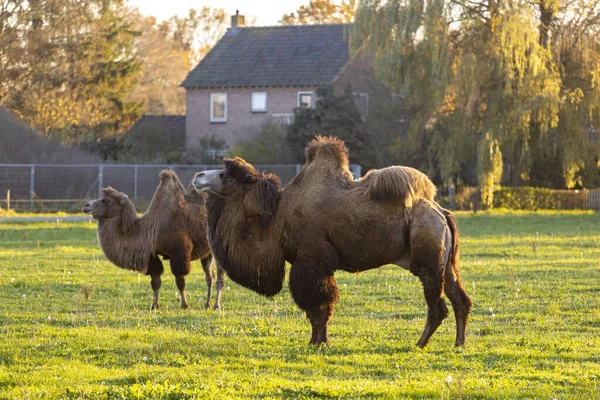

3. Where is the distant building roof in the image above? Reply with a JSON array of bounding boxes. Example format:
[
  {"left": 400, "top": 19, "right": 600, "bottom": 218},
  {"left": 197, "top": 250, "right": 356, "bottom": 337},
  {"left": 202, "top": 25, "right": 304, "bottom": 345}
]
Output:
[
  {"left": 181, "top": 24, "right": 351, "bottom": 89},
  {"left": 125, "top": 115, "right": 186, "bottom": 139},
  {"left": 0, "top": 106, "right": 100, "bottom": 164}
]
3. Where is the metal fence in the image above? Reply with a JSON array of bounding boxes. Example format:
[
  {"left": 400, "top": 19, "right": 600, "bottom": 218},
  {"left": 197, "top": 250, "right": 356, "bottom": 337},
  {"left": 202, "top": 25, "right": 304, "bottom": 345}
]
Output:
[
  {"left": 0, "top": 163, "right": 362, "bottom": 211},
  {"left": 589, "top": 189, "right": 600, "bottom": 210}
]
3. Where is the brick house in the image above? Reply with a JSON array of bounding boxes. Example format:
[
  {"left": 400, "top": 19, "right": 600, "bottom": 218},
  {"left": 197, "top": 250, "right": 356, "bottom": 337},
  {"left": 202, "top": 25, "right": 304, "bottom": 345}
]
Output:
[{"left": 181, "top": 13, "right": 387, "bottom": 151}]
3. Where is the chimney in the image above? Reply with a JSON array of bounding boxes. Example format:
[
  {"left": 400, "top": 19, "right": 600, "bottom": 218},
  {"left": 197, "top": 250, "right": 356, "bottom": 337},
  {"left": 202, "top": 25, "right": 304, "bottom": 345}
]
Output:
[{"left": 231, "top": 10, "right": 245, "bottom": 28}]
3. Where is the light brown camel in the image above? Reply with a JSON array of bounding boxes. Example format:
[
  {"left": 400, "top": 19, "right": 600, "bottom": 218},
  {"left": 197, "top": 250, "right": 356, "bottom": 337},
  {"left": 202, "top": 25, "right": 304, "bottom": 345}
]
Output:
[
  {"left": 193, "top": 136, "right": 472, "bottom": 348},
  {"left": 83, "top": 170, "right": 225, "bottom": 310}
]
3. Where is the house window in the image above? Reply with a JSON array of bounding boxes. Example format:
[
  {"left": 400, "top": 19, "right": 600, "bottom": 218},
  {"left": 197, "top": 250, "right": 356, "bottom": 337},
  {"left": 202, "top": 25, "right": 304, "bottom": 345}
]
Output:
[
  {"left": 272, "top": 113, "right": 295, "bottom": 125},
  {"left": 210, "top": 93, "right": 227, "bottom": 122},
  {"left": 353, "top": 92, "right": 369, "bottom": 121},
  {"left": 297, "top": 91, "right": 313, "bottom": 108},
  {"left": 251, "top": 92, "right": 267, "bottom": 112}
]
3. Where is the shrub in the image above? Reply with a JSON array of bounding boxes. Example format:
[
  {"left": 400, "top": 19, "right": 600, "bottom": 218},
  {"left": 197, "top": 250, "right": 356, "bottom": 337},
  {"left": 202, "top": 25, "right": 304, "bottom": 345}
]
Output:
[
  {"left": 229, "top": 122, "right": 294, "bottom": 164},
  {"left": 492, "top": 187, "right": 588, "bottom": 210}
]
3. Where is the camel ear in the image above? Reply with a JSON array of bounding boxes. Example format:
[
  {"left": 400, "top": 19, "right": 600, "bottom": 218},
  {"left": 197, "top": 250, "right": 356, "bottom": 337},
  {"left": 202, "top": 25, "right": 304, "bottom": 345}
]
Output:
[
  {"left": 116, "top": 193, "right": 128, "bottom": 205},
  {"left": 224, "top": 157, "right": 258, "bottom": 183},
  {"left": 243, "top": 178, "right": 280, "bottom": 227}
]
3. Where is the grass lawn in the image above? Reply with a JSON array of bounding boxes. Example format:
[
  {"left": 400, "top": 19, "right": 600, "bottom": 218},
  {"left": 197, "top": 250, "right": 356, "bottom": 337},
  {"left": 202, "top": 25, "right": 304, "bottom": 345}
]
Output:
[{"left": 0, "top": 211, "right": 598, "bottom": 399}]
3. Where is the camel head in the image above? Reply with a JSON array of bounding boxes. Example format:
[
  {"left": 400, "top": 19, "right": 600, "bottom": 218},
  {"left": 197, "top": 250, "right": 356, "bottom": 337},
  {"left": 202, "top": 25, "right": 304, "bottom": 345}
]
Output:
[
  {"left": 194, "top": 157, "right": 281, "bottom": 225},
  {"left": 83, "top": 187, "right": 130, "bottom": 220},
  {"left": 193, "top": 157, "right": 268, "bottom": 195}
]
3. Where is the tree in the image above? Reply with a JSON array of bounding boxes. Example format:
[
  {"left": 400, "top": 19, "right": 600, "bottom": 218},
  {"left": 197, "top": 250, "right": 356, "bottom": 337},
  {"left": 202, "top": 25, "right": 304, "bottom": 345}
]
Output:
[
  {"left": 228, "top": 122, "right": 295, "bottom": 164},
  {"left": 547, "top": 1, "right": 600, "bottom": 188},
  {"left": 280, "top": 0, "right": 356, "bottom": 24},
  {"left": 167, "top": 7, "right": 228, "bottom": 66},
  {"left": 286, "top": 86, "right": 379, "bottom": 168},
  {"left": 353, "top": 0, "right": 600, "bottom": 199},
  {"left": 1, "top": 0, "right": 143, "bottom": 144},
  {"left": 128, "top": 12, "right": 189, "bottom": 116},
  {"left": 128, "top": 7, "right": 228, "bottom": 116},
  {"left": 0, "top": 0, "right": 27, "bottom": 103}
]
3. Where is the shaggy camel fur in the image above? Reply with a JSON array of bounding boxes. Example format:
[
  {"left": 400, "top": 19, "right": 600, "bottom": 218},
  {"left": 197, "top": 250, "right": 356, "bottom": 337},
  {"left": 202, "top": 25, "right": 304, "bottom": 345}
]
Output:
[
  {"left": 193, "top": 136, "right": 472, "bottom": 347},
  {"left": 83, "top": 170, "right": 225, "bottom": 310}
]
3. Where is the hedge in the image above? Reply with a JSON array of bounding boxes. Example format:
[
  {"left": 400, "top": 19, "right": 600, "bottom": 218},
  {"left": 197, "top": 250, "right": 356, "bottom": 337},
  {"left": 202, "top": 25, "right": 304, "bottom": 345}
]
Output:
[{"left": 492, "top": 187, "right": 588, "bottom": 210}]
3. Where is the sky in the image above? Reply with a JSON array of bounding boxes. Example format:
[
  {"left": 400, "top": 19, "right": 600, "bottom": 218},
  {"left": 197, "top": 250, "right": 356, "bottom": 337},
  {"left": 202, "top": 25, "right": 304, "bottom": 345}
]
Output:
[{"left": 129, "top": 0, "right": 309, "bottom": 26}]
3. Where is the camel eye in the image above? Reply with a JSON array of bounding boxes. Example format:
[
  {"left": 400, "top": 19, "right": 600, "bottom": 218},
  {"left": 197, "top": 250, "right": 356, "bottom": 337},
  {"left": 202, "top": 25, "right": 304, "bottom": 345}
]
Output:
[{"left": 220, "top": 173, "right": 232, "bottom": 183}]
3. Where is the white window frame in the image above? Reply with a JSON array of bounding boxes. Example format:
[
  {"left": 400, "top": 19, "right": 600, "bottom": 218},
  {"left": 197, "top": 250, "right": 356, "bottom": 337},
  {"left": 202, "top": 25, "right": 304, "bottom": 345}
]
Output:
[
  {"left": 251, "top": 92, "right": 268, "bottom": 112},
  {"left": 297, "top": 91, "right": 314, "bottom": 108},
  {"left": 210, "top": 93, "right": 227, "bottom": 123}
]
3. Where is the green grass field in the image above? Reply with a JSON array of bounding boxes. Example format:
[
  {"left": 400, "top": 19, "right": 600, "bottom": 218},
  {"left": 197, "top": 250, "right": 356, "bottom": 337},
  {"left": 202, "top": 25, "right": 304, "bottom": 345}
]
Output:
[{"left": 0, "top": 212, "right": 599, "bottom": 399}]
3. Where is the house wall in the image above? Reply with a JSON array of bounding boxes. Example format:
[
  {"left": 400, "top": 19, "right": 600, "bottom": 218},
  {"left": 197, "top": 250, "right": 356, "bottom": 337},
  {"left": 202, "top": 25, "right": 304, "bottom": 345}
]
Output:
[{"left": 185, "top": 86, "right": 318, "bottom": 148}]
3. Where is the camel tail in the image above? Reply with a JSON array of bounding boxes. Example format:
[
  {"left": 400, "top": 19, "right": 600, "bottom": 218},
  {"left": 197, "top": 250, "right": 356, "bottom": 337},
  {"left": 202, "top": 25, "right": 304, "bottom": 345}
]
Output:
[{"left": 442, "top": 209, "right": 472, "bottom": 309}]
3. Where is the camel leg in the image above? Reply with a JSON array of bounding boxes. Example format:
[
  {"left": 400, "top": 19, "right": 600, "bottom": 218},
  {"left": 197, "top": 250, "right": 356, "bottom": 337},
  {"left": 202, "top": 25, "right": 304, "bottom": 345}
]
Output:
[
  {"left": 305, "top": 304, "right": 335, "bottom": 345},
  {"left": 415, "top": 273, "right": 447, "bottom": 348},
  {"left": 444, "top": 263, "right": 473, "bottom": 346},
  {"left": 410, "top": 209, "right": 449, "bottom": 348},
  {"left": 170, "top": 250, "right": 192, "bottom": 309},
  {"left": 148, "top": 256, "right": 164, "bottom": 310},
  {"left": 289, "top": 249, "right": 340, "bottom": 346},
  {"left": 213, "top": 263, "right": 225, "bottom": 310},
  {"left": 201, "top": 256, "right": 214, "bottom": 310}
]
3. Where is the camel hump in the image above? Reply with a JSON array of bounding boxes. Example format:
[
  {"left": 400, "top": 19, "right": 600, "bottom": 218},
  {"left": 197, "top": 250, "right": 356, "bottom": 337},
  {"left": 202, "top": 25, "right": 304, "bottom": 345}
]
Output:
[
  {"left": 305, "top": 136, "right": 349, "bottom": 167},
  {"left": 365, "top": 166, "right": 436, "bottom": 207},
  {"left": 160, "top": 169, "right": 177, "bottom": 181},
  {"left": 158, "top": 169, "right": 186, "bottom": 193}
]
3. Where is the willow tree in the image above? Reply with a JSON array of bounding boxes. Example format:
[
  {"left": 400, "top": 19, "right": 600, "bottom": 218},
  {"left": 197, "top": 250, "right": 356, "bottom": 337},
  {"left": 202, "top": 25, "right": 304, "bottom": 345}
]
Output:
[
  {"left": 548, "top": 1, "right": 600, "bottom": 188},
  {"left": 352, "top": 0, "right": 451, "bottom": 176},
  {"left": 352, "top": 1, "right": 593, "bottom": 201},
  {"left": 477, "top": 132, "right": 503, "bottom": 208}
]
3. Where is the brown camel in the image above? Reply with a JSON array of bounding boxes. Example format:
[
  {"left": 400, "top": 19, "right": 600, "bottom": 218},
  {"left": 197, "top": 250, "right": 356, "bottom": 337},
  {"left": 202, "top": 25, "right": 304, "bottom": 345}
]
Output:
[
  {"left": 83, "top": 170, "right": 225, "bottom": 310},
  {"left": 193, "top": 136, "right": 473, "bottom": 348}
]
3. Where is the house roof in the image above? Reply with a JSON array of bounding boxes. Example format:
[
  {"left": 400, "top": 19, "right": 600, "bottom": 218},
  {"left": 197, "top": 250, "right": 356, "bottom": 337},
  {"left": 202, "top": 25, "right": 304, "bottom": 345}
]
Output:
[
  {"left": 125, "top": 115, "right": 186, "bottom": 137},
  {"left": 122, "top": 115, "right": 186, "bottom": 149},
  {"left": 181, "top": 24, "right": 351, "bottom": 89}
]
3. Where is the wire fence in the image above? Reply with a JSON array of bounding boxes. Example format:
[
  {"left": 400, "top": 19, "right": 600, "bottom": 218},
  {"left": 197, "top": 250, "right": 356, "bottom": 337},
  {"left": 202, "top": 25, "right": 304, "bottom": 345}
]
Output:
[{"left": 0, "top": 163, "right": 362, "bottom": 212}]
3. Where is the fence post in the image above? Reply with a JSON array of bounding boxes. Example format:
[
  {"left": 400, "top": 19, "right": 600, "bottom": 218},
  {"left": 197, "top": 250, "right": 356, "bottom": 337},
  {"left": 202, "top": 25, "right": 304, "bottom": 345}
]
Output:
[
  {"left": 350, "top": 164, "right": 362, "bottom": 179},
  {"left": 98, "top": 165, "right": 104, "bottom": 196},
  {"left": 30, "top": 165, "right": 35, "bottom": 208},
  {"left": 6, "top": 190, "right": 10, "bottom": 210},
  {"left": 134, "top": 165, "right": 138, "bottom": 200}
]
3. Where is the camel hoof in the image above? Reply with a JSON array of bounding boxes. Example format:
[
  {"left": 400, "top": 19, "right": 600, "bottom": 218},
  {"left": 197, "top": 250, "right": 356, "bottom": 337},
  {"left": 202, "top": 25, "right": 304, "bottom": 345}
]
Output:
[
  {"left": 151, "top": 303, "right": 160, "bottom": 310},
  {"left": 454, "top": 340, "right": 465, "bottom": 347},
  {"left": 213, "top": 303, "right": 221, "bottom": 311},
  {"left": 203, "top": 302, "right": 211, "bottom": 310},
  {"left": 181, "top": 303, "right": 190, "bottom": 310}
]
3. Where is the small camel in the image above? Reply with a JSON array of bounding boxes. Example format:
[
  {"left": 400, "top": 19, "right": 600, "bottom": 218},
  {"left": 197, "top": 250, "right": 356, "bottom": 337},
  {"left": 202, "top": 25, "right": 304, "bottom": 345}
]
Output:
[
  {"left": 83, "top": 170, "right": 225, "bottom": 310},
  {"left": 193, "top": 136, "right": 472, "bottom": 348}
]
